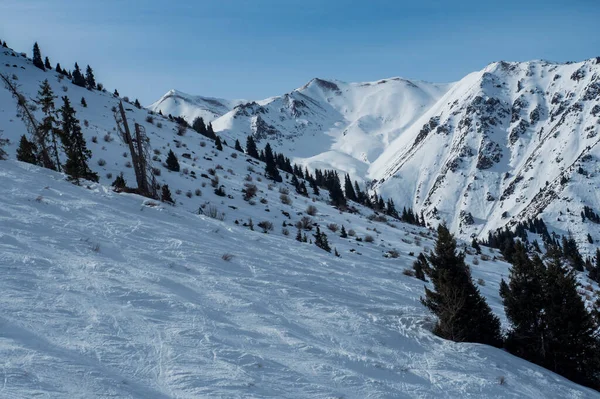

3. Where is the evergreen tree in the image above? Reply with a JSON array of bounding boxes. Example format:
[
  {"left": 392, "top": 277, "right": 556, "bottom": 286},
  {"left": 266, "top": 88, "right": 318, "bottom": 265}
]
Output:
[
  {"left": 313, "top": 226, "right": 331, "bottom": 252},
  {"left": 264, "top": 143, "right": 282, "bottom": 182},
  {"left": 113, "top": 89, "right": 119, "bottom": 97},
  {"left": 344, "top": 174, "right": 357, "bottom": 202},
  {"left": 335, "top": 248, "right": 340, "bottom": 257},
  {"left": 134, "top": 99, "right": 141, "bottom": 109},
  {"left": 165, "top": 149, "right": 180, "bottom": 172},
  {"left": 234, "top": 139, "right": 243, "bottom": 152},
  {"left": 32, "top": 42, "right": 45, "bottom": 70},
  {"left": 245, "top": 135, "right": 259, "bottom": 159},
  {"left": 206, "top": 123, "right": 217, "bottom": 140},
  {"left": 471, "top": 238, "right": 481, "bottom": 254},
  {"left": 37, "top": 79, "right": 61, "bottom": 171},
  {"left": 111, "top": 172, "right": 126, "bottom": 190},
  {"left": 328, "top": 172, "right": 346, "bottom": 208},
  {"left": 215, "top": 136, "right": 223, "bottom": 151},
  {"left": 161, "top": 184, "right": 174, "bottom": 204},
  {"left": 55, "top": 63, "right": 63, "bottom": 74},
  {"left": 561, "top": 233, "right": 585, "bottom": 271},
  {"left": 59, "top": 96, "right": 98, "bottom": 183},
  {"left": 296, "top": 228, "right": 303, "bottom": 242},
  {"left": 590, "top": 248, "right": 600, "bottom": 283},
  {"left": 81, "top": 97, "right": 87, "bottom": 107},
  {"left": 44, "top": 56, "right": 52, "bottom": 70},
  {"left": 85, "top": 65, "right": 96, "bottom": 90},
  {"left": 500, "top": 243, "right": 546, "bottom": 365},
  {"left": 16, "top": 135, "right": 38, "bottom": 164},
  {"left": 421, "top": 224, "right": 502, "bottom": 347},
  {"left": 340, "top": 225, "right": 348, "bottom": 238},
  {"left": 412, "top": 253, "right": 428, "bottom": 282},
  {"left": 71, "top": 63, "right": 86, "bottom": 87},
  {"left": 542, "top": 251, "right": 600, "bottom": 388},
  {"left": 192, "top": 117, "right": 207, "bottom": 136}
]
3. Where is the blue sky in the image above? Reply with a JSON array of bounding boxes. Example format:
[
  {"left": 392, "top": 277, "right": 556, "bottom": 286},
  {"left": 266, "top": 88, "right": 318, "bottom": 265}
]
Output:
[{"left": 2, "top": 0, "right": 599, "bottom": 104}]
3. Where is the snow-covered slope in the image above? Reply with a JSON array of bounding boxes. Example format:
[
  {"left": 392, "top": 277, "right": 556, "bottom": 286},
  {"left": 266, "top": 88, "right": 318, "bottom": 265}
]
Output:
[
  {"left": 2, "top": 44, "right": 600, "bottom": 398},
  {"left": 158, "top": 59, "right": 600, "bottom": 255},
  {"left": 148, "top": 89, "right": 244, "bottom": 123},
  {"left": 2, "top": 160, "right": 599, "bottom": 398}
]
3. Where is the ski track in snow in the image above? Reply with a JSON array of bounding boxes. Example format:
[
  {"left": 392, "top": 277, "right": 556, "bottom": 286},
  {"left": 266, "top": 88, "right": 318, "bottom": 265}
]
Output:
[{"left": 0, "top": 161, "right": 597, "bottom": 398}]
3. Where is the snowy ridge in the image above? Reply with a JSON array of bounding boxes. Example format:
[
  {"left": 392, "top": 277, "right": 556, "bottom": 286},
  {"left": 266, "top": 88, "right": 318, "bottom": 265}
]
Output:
[
  {"left": 148, "top": 89, "right": 245, "bottom": 123},
  {"left": 158, "top": 59, "right": 600, "bottom": 255}
]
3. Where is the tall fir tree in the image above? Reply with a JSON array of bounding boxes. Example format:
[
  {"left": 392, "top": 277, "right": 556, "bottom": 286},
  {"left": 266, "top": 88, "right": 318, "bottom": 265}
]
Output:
[
  {"left": 32, "top": 42, "right": 45, "bottom": 70},
  {"left": 344, "top": 174, "right": 357, "bottom": 202},
  {"left": 16, "top": 135, "right": 38, "bottom": 164},
  {"left": 44, "top": 56, "right": 52, "bottom": 70},
  {"left": 499, "top": 242, "right": 546, "bottom": 365},
  {"left": 234, "top": 139, "right": 244, "bottom": 152},
  {"left": 264, "top": 143, "right": 282, "bottom": 182},
  {"left": 313, "top": 226, "right": 331, "bottom": 252},
  {"left": 37, "top": 79, "right": 61, "bottom": 171},
  {"left": 215, "top": 136, "right": 223, "bottom": 151},
  {"left": 161, "top": 184, "right": 174, "bottom": 204},
  {"left": 85, "top": 65, "right": 96, "bottom": 90},
  {"left": 245, "top": 135, "right": 259, "bottom": 159},
  {"left": 421, "top": 224, "right": 502, "bottom": 347},
  {"left": 55, "top": 63, "right": 63, "bottom": 74},
  {"left": 192, "top": 116, "right": 207, "bottom": 136},
  {"left": 71, "top": 63, "right": 86, "bottom": 87},
  {"left": 165, "top": 149, "right": 180, "bottom": 172},
  {"left": 542, "top": 251, "right": 600, "bottom": 388},
  {"left": 59, "top": 96, "right": 98, "bottom": 183}
]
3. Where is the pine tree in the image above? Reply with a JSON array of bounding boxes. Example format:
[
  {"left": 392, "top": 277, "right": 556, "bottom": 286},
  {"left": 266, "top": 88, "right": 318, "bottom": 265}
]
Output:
[
  {"left": 206, "top": 123, "right": 216, "bottom": 140},
  {"left": 165, "top": 149, "right": 180, "bottom": 172},
  {"left": 412, "top": 253, "right": 428, "bottom": 281},
  {"left": 113, "top": 89, "right": 119, "bottom": 97},
  {"left": 81, "top": 97, "right": 87, "bottom": 107},
  {"left": 192, "top": 117, "right": 207, "bottom": 136},
  {"left": 16, "top": 135, "right": 38, "bottom": 164},
  {"left": 500, "top": 243, "right": 546, "bottom": 364},
  {"left": 85, "top": 65, "right": 96, "bottom": 90},
  {"left": 313, "top": 226, "right": 331, "bottom": 252},
  {"left": 421, "top": 224, "right": 502, "bottom": 347},
  {"left": 37, "top": 79, "right": 61, "bottom": 171},
  {"left": 590, "top": 248, "right": 600, "bottom": 283},
  {"left": 471, "top": 238, "right": 481, "bottom": 254},
  {"left": 161, "top": 184, "right": 174, "bottom": 204},
  {"left": 296, "top": 228, "right": 303, "bottom": 242},
  {"left": 234, "top": 139, "right": 243, "bottom": 152},
  {"left": 344, "top": 174, "right": 357, "bottom": 202},
  {"left": 59, "top": 96, "right": 98, "bottom": 183},
  {"left": 111, "top": 172, "right": 126, "bottom": 190},
  {"left": 542, "top": 251, "right": 600, "bottom": 387},
  {"left": 71, "top": 63, "right": 86, "bottom": 87},
  {"left": 335, "top": 248, "right": 340, "bottom": 257},
  {"left": 32, "top": 42, "right": 45, "bottom": 70},
  {"left": 215, "top": 136, "right": 223, "bottom": 151},
  {"left": 264, "top": 143, "right": 282, "bottom": 182},
  {"left": 245, "top": 136, "right": 259, "bottom": 159},
  {"left": 134, "top": 99, "right": 141, "bottom": 109},
  {"left": 44, "top": 56, "right": 52, "bottom": 70},
  {"left": 340, "top": 225, "right": 348, "bottom": 238},
  {"left": 55, "top": 63, "right": 63, "bottom": 74}
]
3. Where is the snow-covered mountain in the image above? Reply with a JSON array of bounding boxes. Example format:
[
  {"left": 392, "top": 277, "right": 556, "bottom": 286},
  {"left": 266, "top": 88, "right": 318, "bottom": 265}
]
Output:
[
  {"left": 148, "top": 89, "right": 245, "bottom": 123},
  {"left": 157, "top": 59, "right": 600, "bottom": 254},
  {"left": 2, "top": 43, "right": 600, "bottom": 397}
]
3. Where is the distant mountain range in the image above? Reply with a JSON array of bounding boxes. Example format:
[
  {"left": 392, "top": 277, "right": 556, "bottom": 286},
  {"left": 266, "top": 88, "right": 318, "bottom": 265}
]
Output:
[{"left": 150, "top": 58, "right": 600, "bottom": 254}]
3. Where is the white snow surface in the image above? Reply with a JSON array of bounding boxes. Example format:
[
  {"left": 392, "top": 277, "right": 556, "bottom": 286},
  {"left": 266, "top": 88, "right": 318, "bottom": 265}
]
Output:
[
  {"left": 1, "top": 45, "right": 600, "bottom": 398},
  {"left": 1, "top": 161, "right": 598, "bottom": 399}
]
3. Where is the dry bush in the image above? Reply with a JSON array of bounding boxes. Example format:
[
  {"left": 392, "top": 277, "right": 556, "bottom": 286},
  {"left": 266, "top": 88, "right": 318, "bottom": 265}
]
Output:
[
  {"left": 222, "top": 253, "right": 233, "bottom": 261},
  {"left": 243, "top": 183, "right": 257, "bottom": 201},
  {"left": 327, "top": 223, "right": 339, "bottom": 233},
  {"left": 280, "top": 193, "right": 292, "bottom": 205},
  {"left": 258, "top": 220, "right": 274, "bottom": 233},
  {"left": 403, "top": 269, "right": 415, "bottom": 277},
  {"left": 348, "top": 229, "right": 356, "bottom": 237},
  {"left": 306, "top": 205, "right": 318, "bottom": 216},
  {"left": 205, "top": 205, "right": 225, "bottom": 221},
  {"left": 364, "top": 235, "right": 374, "bottom": 243}
]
